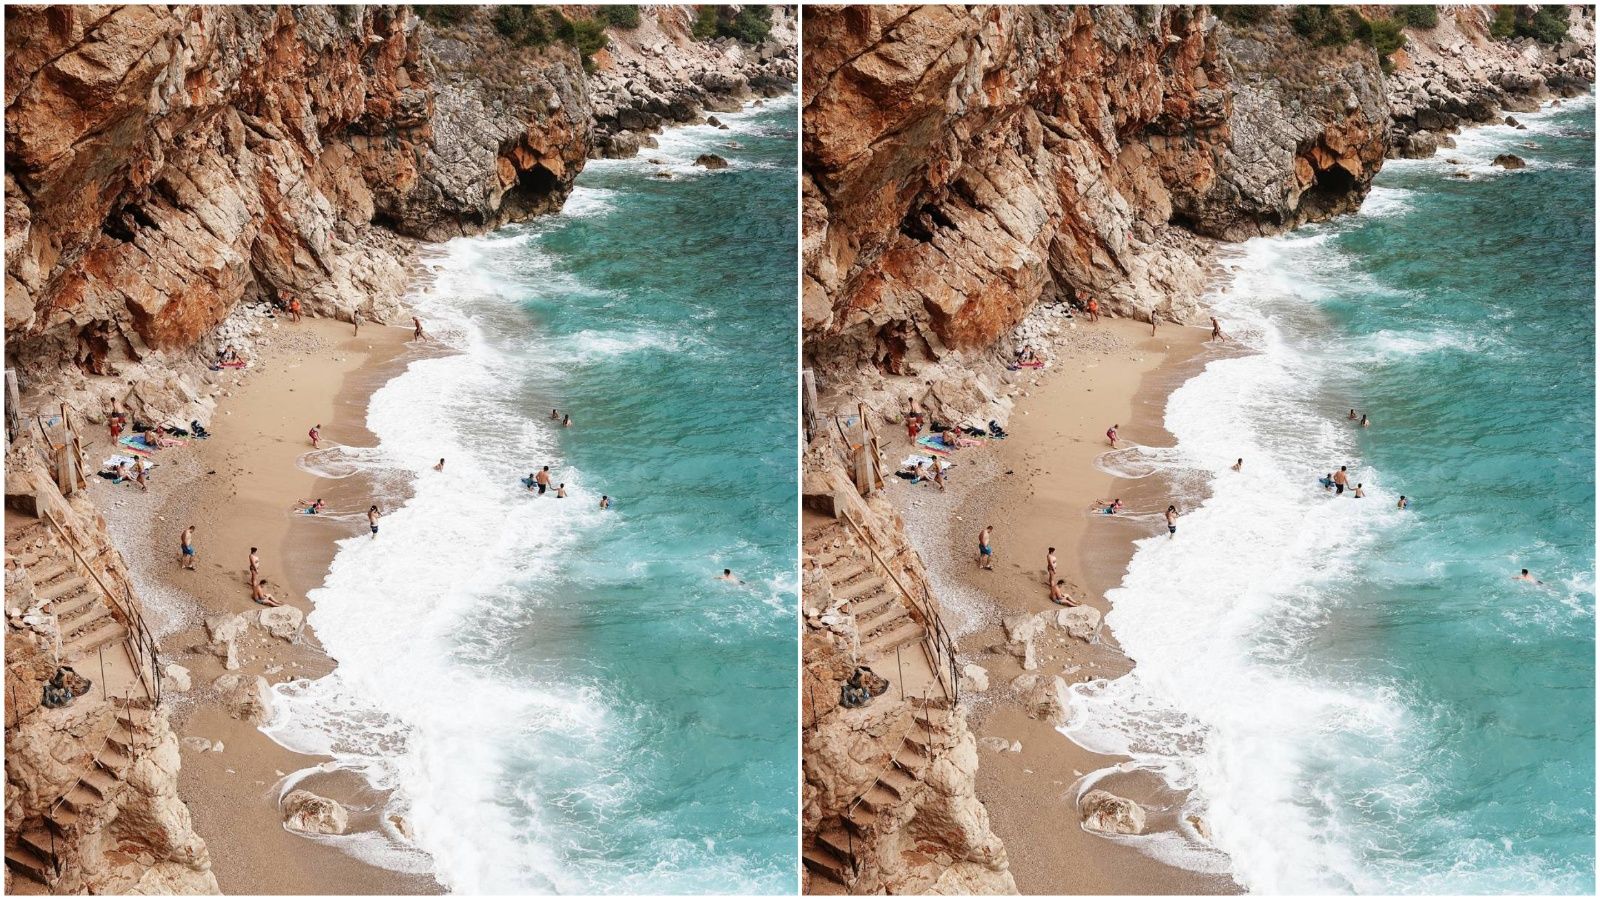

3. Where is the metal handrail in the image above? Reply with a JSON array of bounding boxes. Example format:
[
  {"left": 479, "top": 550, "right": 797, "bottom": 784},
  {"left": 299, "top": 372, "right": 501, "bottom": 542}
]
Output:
[
  {"left": 39, "top": 511, "right": 162, "bottom": 703},
  {"left": 836, "top": 512, "right": 959, "bottom": 704}
]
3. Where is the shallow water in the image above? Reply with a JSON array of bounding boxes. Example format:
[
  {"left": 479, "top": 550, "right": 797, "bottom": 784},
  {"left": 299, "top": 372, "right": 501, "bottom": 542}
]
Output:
[
  {"left": 1067, "top": 98, "right": 1596, "bottom": 893},
  {"left": 264, "top": 98, "right": 799, "bottom": 893}
]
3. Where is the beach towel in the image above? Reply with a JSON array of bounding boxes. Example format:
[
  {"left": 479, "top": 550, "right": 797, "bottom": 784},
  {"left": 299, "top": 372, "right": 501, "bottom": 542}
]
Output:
[
  {"left": 916, "top": 435, "right": 954, "bottom": 453},
  {"left": 218, "top": 360, "right": 246, "bottom": 369},
  {"left": 1008, "top": 360, "right": 1045, "bottom": 370},
  {"left": 900, "top": 454, "right": 957, "bottom": 471},
  {"left": 102, "top": 455, "right": 155, "bottom": 471},
  {"left": 116, "top": 438, "right": 154, "bottom": 458}
]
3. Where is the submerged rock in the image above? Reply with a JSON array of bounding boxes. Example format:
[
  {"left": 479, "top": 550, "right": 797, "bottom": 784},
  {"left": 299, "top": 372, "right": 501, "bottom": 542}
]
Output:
[
  {"left": 1080, "top": 789, "right": 1147, "bottom": 835},
  {"left": 695, "top": 153, "right": 729, "bottom": 170},
  {"left": 1492, "top": 153, "right": 1527, "bottom": 169}
]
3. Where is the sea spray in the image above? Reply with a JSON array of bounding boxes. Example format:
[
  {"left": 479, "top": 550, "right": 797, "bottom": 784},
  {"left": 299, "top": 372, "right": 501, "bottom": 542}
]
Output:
[
  {"left": 263, "top": 95, "right": 799, "bottom": 893},
  {"left": 1066, "top": 96, "right": 1595, "bottom": 893}
]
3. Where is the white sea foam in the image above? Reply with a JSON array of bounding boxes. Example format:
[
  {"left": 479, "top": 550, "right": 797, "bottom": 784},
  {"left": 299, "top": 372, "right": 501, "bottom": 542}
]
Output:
[{"left": 1062, "top": 236, "right": 1422, "bottom": 892}]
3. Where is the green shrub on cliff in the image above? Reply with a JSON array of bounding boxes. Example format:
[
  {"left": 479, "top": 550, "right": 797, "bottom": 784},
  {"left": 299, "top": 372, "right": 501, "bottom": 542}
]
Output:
[
  {"left": 692, "top": 5, "right": 774, "bottom": 44},
  {"left": 1394, "top": 5, "right": 1439, "bottom": 29},
  {"left": 1292, "top": 5, "right": 1352, "bottom": 46},
  {"left": 599, "top": 5, "right": 642, "bottom": 30},
  {"left": 413, "top": 4, "right": 471, "bottom": 28},
  {"left": 1514, "top": 5, "right": 1572, "bottom": 44},
  {"left": 491, "top": 5, "right": 609, "bottom": 71},
  {"left": 1490, "top": 6, "right": 1518, "bottom": 40},
  {"left": 1214, "top": 5, "right": 1270, "bottom": 28}
]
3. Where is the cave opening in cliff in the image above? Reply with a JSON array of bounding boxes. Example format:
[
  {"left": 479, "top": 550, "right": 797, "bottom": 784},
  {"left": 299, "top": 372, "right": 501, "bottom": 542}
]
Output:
[
  {"left": 1300, "top": 163, "right": 1359, "bottom": 219},
  {"left": 514, "top": 163, "right": 559, "bottom": 201},
  {"left": 899, "top": 200, "right": 956, "bottom": 244}
]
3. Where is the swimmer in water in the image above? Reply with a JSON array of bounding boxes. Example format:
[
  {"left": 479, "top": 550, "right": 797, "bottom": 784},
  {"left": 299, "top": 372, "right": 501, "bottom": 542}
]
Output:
[
  {"left": 1348, "top": 409, "right": 1358, "bottom": 421},
  {"left": 1352, "top": 483, "right": 1366, "bottom": 498},
  {"left": 1231, "top": 458, "right": 1243, "bottom": 472},
  {"left": 1360, "top": 414, "right": 1371, "bottom": 428},
  {"left": 599, "top": 495, "right": 610, "bottom": 509},
  {"left": 717, "top": 568, "right": 742, "bottom": 584},
  {"left": 433, "top": 458, "right": 445, "bottom": 471},
  {"left": 556, "top": 483, "right": 567, "bottom": 498},
  {"left": 1397, "top": 495, "right": 1409, "bottom": 509},
  {"left": 1515, "top": 568, "right": 1543, "bottom": 585}
]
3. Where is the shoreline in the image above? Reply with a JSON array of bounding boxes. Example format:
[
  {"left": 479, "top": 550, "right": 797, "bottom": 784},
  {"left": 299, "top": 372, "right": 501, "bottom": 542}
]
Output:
[
  {"left": 93, "top": 316, "right": 443, "bottom": 895},
  {"left": 876, "top": 316, "right": 1241, "bottom": 894}
]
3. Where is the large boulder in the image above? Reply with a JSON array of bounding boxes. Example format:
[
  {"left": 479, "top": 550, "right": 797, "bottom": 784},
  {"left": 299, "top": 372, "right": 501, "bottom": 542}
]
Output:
[
  {"left": 961, "top": 663, "right": 990, "bottom": 693},
  {"left": 163, "top": 663, "right": 192, "bottom": 693},
  {"left": 211, "top": 673, "right": 274, "bottom": 725},
  {"left": 1055, "top": 605, "right": 1102, "bottom": 643},
  {"left": 281, "top": 789, "right": 348, "bottom": 835},
  {"left": 204, "top": 612, "right": 249, "bottom": 670},
  {"left": 694, "top": 153, "right": 729, "bottom": 170},
  {"left": 1492, "top": 153, "right": 1527, "bottom": 170},
  {"left": 1002, "top": 611, "right": 1049, "bottom": 671},
  {"left": 1022, "top": 675, "right": 1071, "bottom": 727},
  {"left": 258, "top": 606, "right": 304, "bottom": 642},
  {"left": 1080, "top": 789, "right": 1147, "bottom": 835}
]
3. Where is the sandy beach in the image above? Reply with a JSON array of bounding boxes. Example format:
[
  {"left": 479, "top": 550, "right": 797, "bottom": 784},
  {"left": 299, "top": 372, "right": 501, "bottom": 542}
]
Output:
[
  {"left": 876, "top": 316, "right": 1241, "bottom": 894},
  {"left": 90, "top": 316, "right": 443, "bottom": 894}
]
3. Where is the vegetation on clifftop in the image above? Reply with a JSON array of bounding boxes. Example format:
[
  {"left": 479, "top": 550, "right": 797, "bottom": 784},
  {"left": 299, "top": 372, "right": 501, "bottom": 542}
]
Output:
[{"left": 692, "top": 5, "right": 773, "bottom": 43}]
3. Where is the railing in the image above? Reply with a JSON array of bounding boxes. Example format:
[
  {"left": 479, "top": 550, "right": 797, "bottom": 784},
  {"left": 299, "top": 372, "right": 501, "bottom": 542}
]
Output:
[
  {"left": 40, "top": 511, "right": 162, "bottom": 704},
  {"left": 837, "top": 511, "right": 960, "bottom": 706}
]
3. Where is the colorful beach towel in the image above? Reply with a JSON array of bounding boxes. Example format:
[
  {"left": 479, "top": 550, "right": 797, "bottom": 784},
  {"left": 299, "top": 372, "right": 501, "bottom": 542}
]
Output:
[{"left": 116, "top": 438, "right": 154, "bottom": 458}]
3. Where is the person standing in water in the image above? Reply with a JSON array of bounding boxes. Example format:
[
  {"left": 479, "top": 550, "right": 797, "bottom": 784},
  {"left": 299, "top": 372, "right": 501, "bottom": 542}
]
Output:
[
  {"left": 1165, "top": 505, "right": 1178, "bottom": 536},
  {"left": 563, "top": 413, "right": 572, "bottom": 428},
  {"left": 1397, "top": 495, "right": 1409, "bottom": 509},
  {"left": 599, "top": 495, "right": 610, "bottom": 509},
  {"left": 433, "top": 458, "right": 446, "bottom": 471},
  {"left": 1352, "top": 484, "right": 1366, "bottom": 498},
  {"left": 412, "top": 317, "right": 427, "bottom": 341},
  {"left": 556, "top": 483, "right": 567, "bottom": 498},
  {"left": 977, "top": 526, "right": 994, "bottom": 571},
  {"left": 1231, "top": 458, "right": 1244, "bottom": 472},
  {"left": 1106, "top": 424, "right": 1119, "bottom": 449},
  {"left": 368, "top": 505, "right": 380, "bottom": 537},
  {"left": 179, "top": 526, "right": 197, "bottom": 571},
  {"left": 1360, "top": 414, "right": 1371, "bottom": 428},
  {"left": 1210, "top": 316, "right": 1228, "bottom": 341},
  {"left": 535, "top": 466, "right": 551, "bottom": 495},
  {"left": 1332, "top": 466, "right": 1349, "bottom": 496}
]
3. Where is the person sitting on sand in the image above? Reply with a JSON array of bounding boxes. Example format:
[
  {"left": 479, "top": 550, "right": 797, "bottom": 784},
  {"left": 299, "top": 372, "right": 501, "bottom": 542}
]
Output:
[
  {"left": 1352, "top": 483, "right": 1366, "bottom": 498},
  {"left": 368, "top": 505, "right": 380, "bottom": 537},
  {"left": 218, "top": 345, "right": 241, "bottom": 364},
  {"left": 143, "top": 428, "right": 180, "bottom": 449},
  {"left": 252, "top": 578, "right": 283, "bottom": 607},
  {"left": 977, "top": 526, "right": 994, "bottom": 571},
  {"left": 308, "top": 423, "right": 321, "bottom": 449},
  {"left": 180, "top": 526, "right": 197, "bottom": 570},
  {"left": 434, "top": 458, "right": 445, "bottom": 471},
  {"left": 599, "top": 495, "right": 611, "bottom": 509},
  {"left": 717, "top": 569, "right": 742, "bottom": 584},
  {"left": 1050, "top": 579, "right": 1076, "bottom": 606},
  {"left": 1106, "top": 424, "right": 1119, "bottom": 449},
  {"left": 1017, "top": 346, "right": 1037, "bottom": 364},
  {"left": 1095, "top": 498, "right": 1124, "bottom": 515},
  {"left": 1166, "top": 505, "right": 1178, "bottom": 536},
  {"left": 1231, "top": 458, "right": 1243, "bottom": 472},
  {"left": 1210, "top": 317, "right": 1228, "bottom": 341},
  {"left": 110, "top": 461, "right": 132, "bottom": 484},
  {"left": 1515, "top": 568, "right": 1543, "bottom": 585},
  {"left": 1397, "top": 495, "right": 1409, "bottom": 510}
]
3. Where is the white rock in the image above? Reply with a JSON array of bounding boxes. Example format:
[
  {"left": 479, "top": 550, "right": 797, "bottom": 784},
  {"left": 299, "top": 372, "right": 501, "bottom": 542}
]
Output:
[
  {"left": 164, "top": 663, "right": 192, "bottom": 692},
  {"left": 282, "top": 789, "right": 349, "bottom": 835},
  {"left": 258, "top": 606, "right": 304, "bottom": 641},
  {"left": 961, "top": 663, "right": 990, "bottom": 692},
  {"left": 1080, "top": 789, "right": 1147, "bottom": 835}
]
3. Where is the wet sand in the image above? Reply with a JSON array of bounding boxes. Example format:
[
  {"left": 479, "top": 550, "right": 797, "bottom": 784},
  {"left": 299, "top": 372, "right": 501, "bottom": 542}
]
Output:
[
  {"left": 879, "top": 316, "right": 1242, "bottom": 894},
  {"left": 90, "top": 316, "right": 443, "bottom": 894}
]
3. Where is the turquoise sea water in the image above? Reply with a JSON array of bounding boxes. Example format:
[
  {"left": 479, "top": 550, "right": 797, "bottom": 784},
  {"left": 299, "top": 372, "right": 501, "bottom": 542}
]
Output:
[
  {"left": 269, "top": 99, "right": 798, "bottom": 893},
  {"left": 1069, "top": 97, "right": 1594, "bottom": 892}
]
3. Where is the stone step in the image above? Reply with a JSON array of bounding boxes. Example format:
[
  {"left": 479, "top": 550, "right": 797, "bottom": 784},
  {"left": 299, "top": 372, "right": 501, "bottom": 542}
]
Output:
[
  {"left": 843, "top": 801, "right": 878, "bottom": 833},
  {"left": 844, "top": 589, "right": 898, "bottom": 621},
  {"left": 28, "top": 559, "right": 71, "bottom": 585},
  {"left": 878, "top": 765, "right": 917, "bottom": 799},
  {"left": 856, "top": 602, "right": 910, "bottom": 638},
  {"left": 80, "top": 766, "right": 119, "bottom": 799},
  {"left": 856, "top": 782, "right": 901, "bottom": 815},
  {"left": 802, "top": 844, "right": 852, "bottom": 886},
  {"left": 862, "top": 620, "right": 925, "bottom": 660},
  {"left": 62, "top": 619, "right": 128, "bottom": 663},
  {"left": 825, "top": 559, "right": 869, "bottom": 585},
  {"left": 815, "top": 826, "right": 857, "bottom": 862},
  {"left": 836, "top": 575, "right": 885, "bottom": 602},
  {"left": 36, "top": 575, "right": 87, "bottom": 602},
  {"left": 56, "top": 782, "right": 104, "bottom": 819},
  {"left": 17, "top": 829, "right": 57, "bottom": 863},
  {"left": 95, "top": 745, "right": 133, "bottom": 777},
  {"left": 50, "top": 590, "right": 102, "bottom": 625},
  {"left": 5, "top": 844, "right": 53, "bottom": 885}
]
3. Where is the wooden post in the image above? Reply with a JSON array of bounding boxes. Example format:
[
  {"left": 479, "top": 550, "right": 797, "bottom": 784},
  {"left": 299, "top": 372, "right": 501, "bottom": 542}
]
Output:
[{"left": 800, "top": 369, "right": 817, "bottom": 444}]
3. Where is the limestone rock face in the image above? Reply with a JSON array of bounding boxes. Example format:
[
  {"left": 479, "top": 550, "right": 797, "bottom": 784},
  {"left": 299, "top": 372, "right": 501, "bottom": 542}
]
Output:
[
  {"left": 803, "top": 5, "right": 1391, "bottom": 375},
  {"left": 212, "top": 673, "right": 275, "bottom": 726},
  {"left": 1080, "top": 788, "right": 1148, "bottom": 836},
  {"left": 1385, "top": 6, "right": 1595, "bottom": 154},
  {"left": 281, "top": 789, "right": 350, "bottom": 835}
]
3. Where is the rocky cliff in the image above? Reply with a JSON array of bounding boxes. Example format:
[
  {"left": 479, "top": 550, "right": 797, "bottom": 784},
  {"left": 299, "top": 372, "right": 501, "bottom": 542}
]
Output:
[
  {"left": 801, "top": 4, "right": 1592, "bottom": 379},
  {"left": 5, "top": 3, "right": 795, "bottom": 428}
]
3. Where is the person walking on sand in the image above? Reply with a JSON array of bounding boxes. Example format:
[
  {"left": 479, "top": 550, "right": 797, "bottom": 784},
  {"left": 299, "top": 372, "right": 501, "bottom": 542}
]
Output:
[
  {"left": 308, "top": 423, "right": 321, "bottom": 449},
  {"left": 252, "top": 578, "right": 282, "bottom": 607},
  {"left": 1333, "top": 465, "right": 1349, "bottom": 496},
  {"left": 977, "top": 526, "right": 994, "bottom": 571},
  {"left": 1106, "top": 423, "right": 1119, "bottom": 449},
  {"left": 133, "top": 456, "right": 148, "bottom": 492},
  {"left": 1045, "top": 547, "right": 1057, "bottom": 585},
  {"left": 434, "top": 458, "right": 446, "bottom": 471},
  {"left": 1210, "top": 316, "right": 1228, "bottom": 341},
  {"left": 288, "top": 296, "right": 302, "bottom": 324},
  {"left": 931, "top": 456, "right": 946, "bottom": 491},
  {"left": 1231, "top": 458, "right": 1244, "bottom": 472},
  {"left": 1166, "top": 505, "right": 1179, "bottom": 537},
  {"left": 599, "top": 495, "right": 611, "bottom": 509},
  {"left": 248, "top": 547, "right": 260, "bottom": 586},
  {"left": 1150, "top": 311, "right": 1159, "bottom": 337},
  {"left": 368, "top": 505, "right": 381, "bottom": 537},
  {"left": 1050, "top": 579, "right": 1076, "bottom": 606},
  {"left": 1087, "top": 296, "right": 1100, "bottom": 323},
  {"left": 535, "top": 466, "right": 551, "bottom": 495},
  {"left": 412, "top": 317, "right": 427, "bottom": 341},
  {"left": 179, "top": 526, "right": 196, "bottom": 571}
]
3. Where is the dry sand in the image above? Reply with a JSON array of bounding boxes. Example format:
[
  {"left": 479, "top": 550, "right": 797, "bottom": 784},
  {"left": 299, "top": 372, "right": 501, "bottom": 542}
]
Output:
[
  {"left": 879, "top": 316, "right": 1242, "bottom": 894},
  {"left": 90, "top": 316, "right": 442, "bottom": 894}
]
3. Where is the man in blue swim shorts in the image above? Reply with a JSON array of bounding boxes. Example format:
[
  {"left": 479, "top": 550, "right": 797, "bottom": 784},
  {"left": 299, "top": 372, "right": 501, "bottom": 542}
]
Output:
[{"left": 977, "top": 525, "right": 994, "bottom": 571}]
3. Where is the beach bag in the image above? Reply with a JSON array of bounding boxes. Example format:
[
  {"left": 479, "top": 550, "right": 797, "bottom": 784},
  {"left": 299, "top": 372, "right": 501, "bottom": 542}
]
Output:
[{"left": 839, "top": 684, "right": 872, "bottom": 708}]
